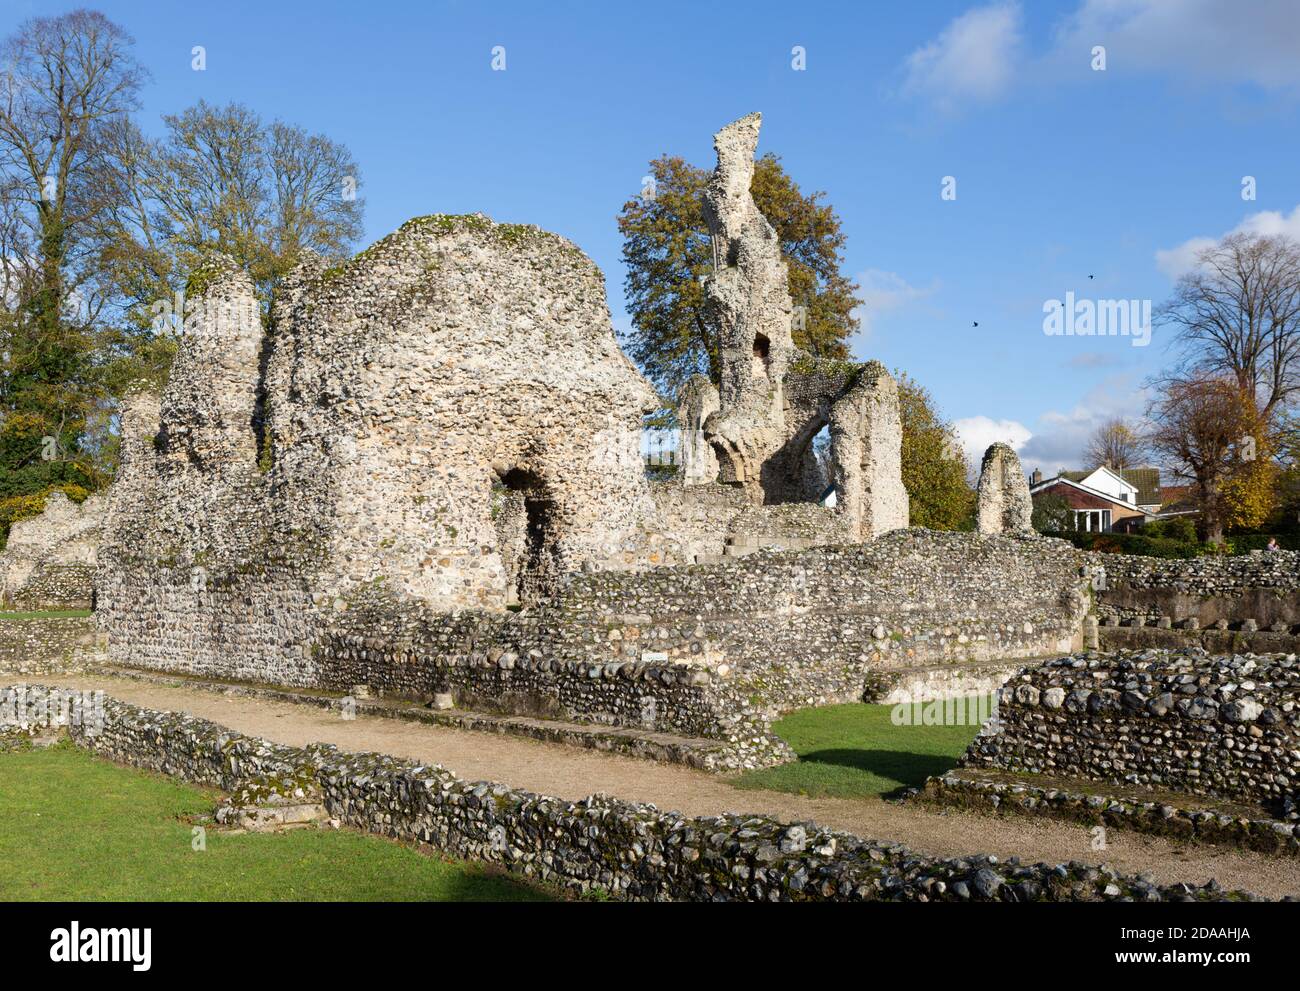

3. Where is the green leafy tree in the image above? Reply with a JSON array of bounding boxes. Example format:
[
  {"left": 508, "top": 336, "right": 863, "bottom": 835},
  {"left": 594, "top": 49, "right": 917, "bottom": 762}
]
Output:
[
  {"left": 0, "top": 11, "right": 364, "bottom": 538},
  {"left": 1147, "top": 374, "right": 1262, "bottom": 545},
  {"left": 897, "top": 373, "right": 974, "bottom": 530},
  {"left": 1031, "top": 493, "right": 1074, "bottom": 534},
  {"left": 618, "top": 153, "right": 860, "bottom": 396},
  {"left": 0, "top": 10, "right": 145, "bottom": 503}
]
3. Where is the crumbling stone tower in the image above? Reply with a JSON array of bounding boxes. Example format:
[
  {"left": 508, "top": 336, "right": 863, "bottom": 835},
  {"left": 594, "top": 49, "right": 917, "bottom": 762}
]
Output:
[
  {"left": 976, "top": 442, "right": 1034, "bottom": 534},
  {"left": 701, "top": 112, "right": 794, "bottom": 490},
  {"left": 827, "top": 363, "right": 909, "bottom": 540},
  {"left": 98, "top": 214, "right": 662, "bottom": 680},
  {"left": 269, "top": 214, "right": 660, "bottom": 608},
  {"left": 684, "top": 113, "right": 909, "bottom": 540},
  {"left": 159, "top": 257, "right": 264, "bottom": 468}
]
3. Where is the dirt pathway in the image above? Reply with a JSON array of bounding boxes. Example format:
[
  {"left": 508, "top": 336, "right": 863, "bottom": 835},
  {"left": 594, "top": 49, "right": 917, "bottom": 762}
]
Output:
[{"left": 32, "top": 672, "right": 1300, "bottom": 899}]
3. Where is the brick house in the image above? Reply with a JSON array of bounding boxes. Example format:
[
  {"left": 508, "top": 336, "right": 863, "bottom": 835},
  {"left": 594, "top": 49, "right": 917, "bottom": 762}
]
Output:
[{"left": 1029, "top": 466, "right": 1158, "bottom": 533}]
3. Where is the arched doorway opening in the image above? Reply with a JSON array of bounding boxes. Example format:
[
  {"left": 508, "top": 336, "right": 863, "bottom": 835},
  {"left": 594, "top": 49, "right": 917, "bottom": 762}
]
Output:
[{"left": 492, "top": 467, "right": 561, "bottom": 606}]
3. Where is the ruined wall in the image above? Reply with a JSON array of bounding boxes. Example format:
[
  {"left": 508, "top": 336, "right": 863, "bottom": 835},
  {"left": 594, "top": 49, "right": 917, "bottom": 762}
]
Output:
[
  {"left": 640, "top": 481, "right": 851, "bottom": 565},
  {"left": 104, "top": 368, "right": 1088, "bottom": 753},
  {"left": 0, "top": 491, "right": 103, "bottom": 609},
  {"left": 826, "top": 362, "right": 909, "bottom": 539},
  {"left": 1091, "top": 550, "right": 1300, "bottom": 627},
  {"left": 295, "top": 530, "right": 1087, "bottom": 745},
  {"left": 273, "top": 215, "right": 658, "bottom": 607},
  {"left": 0, "top": 616, "right": 96, "bottom": 673},
  {"left": 550, "top": 529, "right": 1086, "bottom": 716},
  {"left": 964, "top": 649, "right": 1300, "bottom": 810},
  {"left": 676, "top": 375, "right": 719, "bottom": 485},
  {"left": 95, "top": 202, "right": 1079, "bottom": 744},
  {"left": 99, "top": 215, "right": 659, "bottom": 679},
  {"left": 692, "top": 116, "right": 909, "bottom": 541}
]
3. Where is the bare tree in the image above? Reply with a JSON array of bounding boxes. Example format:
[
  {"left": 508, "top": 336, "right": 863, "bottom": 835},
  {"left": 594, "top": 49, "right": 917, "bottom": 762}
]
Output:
[
  {"left": 1158, "top": 232, "right": 1300, "bottom": 423},
  {"left": 1083, "top": 417, "right": 1146, "bottom": 471},
  {"left": 97, "top": 100, "right": 364, "bottom": 339},
  {"left": 1147, "top": 375, "right": 1261, "bottom": 544}
]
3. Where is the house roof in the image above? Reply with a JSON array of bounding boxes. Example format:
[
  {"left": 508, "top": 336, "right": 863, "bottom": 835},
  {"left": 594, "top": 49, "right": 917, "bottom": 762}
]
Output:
[
  {"left": 1157, "top": 484, "right": 1199, "bottom": 515},
  {"left": 1061, "top": 467, "right": 1161, "bottom": 506}
]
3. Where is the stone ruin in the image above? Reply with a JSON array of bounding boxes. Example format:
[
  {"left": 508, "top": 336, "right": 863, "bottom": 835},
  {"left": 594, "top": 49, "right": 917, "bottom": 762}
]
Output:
[
  {"left": 77, "top": 113, "right": 1137, "bottom": 765},
  {"left": 106, "top": 219, "right": 658, "bottom": 616},
  {"left": 975, "top": 442, "right": 1033, "bottom": 535},
  {"left": 0, "top": 491, "right": 104, "bottom": 609},
  {"left": 677, "top": 113, "right": 909, "bottom": 541}
]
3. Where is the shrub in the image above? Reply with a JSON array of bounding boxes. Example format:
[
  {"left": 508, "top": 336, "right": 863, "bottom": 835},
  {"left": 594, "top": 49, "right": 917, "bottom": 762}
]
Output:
[
  {"left": 1031, "top": 493, "right": 1075, "bottom": 534},
  {"left": 1057, "top": 530, "right": 1199, "bottom": 559},
  {"left": 1223, "top": 532, "right": 1300, "bottom": 553},
  {"left": 1161, "top": 516, "right": 1198, "bottom": 543}
]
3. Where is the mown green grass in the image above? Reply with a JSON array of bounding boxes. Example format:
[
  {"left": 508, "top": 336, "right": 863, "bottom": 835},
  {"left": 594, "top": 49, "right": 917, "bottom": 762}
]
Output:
[
  {"left": 0, "top": 744, "right": 552, "bottom": 901},
  {"left": 732, "top": 698, "right": 990, "bottom": 801},
  {"left": 0, "top": 609, "right": 92, "bottom": 620}
]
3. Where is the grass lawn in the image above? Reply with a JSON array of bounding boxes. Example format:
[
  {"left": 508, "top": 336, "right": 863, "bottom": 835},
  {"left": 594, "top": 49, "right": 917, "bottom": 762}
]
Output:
[
  {"left": 0, "top": 609, "right": 92, "bottom": 620},
  {"left": 0, "top": 744, "right": 552, "bottom": 901},
  {"left": 731, "top": 697, "right": 990, "bottom": 801}
]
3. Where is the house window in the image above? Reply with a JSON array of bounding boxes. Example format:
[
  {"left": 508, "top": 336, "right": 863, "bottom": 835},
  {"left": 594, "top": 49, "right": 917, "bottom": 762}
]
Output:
[{"left": 1074, "top": 509, "right": 1112, "bottom": 532}]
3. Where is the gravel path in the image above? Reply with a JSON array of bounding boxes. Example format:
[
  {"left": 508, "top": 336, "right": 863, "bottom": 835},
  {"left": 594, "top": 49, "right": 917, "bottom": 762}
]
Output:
[{"left": 35, "top": 672, "right": 1300, "bottom": 899}]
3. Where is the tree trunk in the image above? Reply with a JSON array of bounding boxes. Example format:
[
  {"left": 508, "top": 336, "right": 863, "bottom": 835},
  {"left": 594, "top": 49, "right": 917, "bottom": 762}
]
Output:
[{"left": 1198, "top": 477, "right": 1225, "bottom": 545}]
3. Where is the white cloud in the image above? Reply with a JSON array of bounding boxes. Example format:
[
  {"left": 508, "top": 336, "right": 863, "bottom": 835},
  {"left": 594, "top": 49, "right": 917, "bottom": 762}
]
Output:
[
  {"left": 1057, "top": 0, "right": 1300, "bottom": 91},
  {"left": 955, "top": 379, "right": 1153, "bottom": 480},
  {"left": 903, "top": 1, "right": 1300, "bottom": 116},
  {"left": 852, "top": 268, "right": 936, "bottom": 337},
  {"left": 952, "top": 415, "right": 1032, "bottom": 468},
  {"left": 1154, "top": 236, "right": 1218, "bottom": 281},
  {"left": 1017, "top": 375, "right": 1149, "bottom": 475},
  {"left": 1156, "top": 204, "right": 1300, "bottom": 279},
  {"left": 900, "top": 3, "right": 1024, "bottom": 112}
]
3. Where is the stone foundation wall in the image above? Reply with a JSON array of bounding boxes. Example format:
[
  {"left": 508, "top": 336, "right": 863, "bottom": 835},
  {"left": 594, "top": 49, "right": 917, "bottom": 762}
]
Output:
[
  {"left": 1093, "top": 550, "right": 1300, "bottom": 628},
  {"left": 552, "top": 529, "right": 1086, "bottom": 716},
  {"left": 1094, "top": 550, "right": 1300, "bottom": 594},
  {"left": 1100, "top": 624, "right": 1300, "bottom": 656},
  {"left": 319, "top": 529, "right": 1087, "bottom": 732},
  {"left": 963, "top": 649, "right": 1300, "bottom": 809},
  {"left": 920, "top": 771, "right": 1300, "bottom": 856},
  {"left": 0, "top": 616, "right": 96, "bottom": 672},
  {"left": 637, "top": 482, "right": 851, "bottom": 566},
  {"left": 9, "top": 563, "right": 96, "bottom": 610},
  {"left": 102, "top": 530, "right": 1087, "bottom": 746},
  {"left": 0, "top": 683, "right": 1252, "bottom": 902}
]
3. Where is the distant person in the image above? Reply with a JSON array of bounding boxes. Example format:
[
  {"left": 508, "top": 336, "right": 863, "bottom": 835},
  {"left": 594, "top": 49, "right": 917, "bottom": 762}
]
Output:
[{"left": 1266, "top": 537, "right": 1280, "bottom": 552}]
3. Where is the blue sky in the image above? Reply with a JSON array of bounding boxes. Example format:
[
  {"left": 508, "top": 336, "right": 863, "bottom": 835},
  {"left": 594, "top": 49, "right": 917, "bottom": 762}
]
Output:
[{"left": 9, "top": 0, "right": 1300, "bottom": 472}]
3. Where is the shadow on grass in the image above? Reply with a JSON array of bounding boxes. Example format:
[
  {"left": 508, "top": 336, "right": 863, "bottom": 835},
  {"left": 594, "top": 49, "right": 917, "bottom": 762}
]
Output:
[
  {"left": 798, "top": 749, "right": 961, "bottom": 793},
  {"left": 434, "top": 867, "right": 554, "bottom": 903}
]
